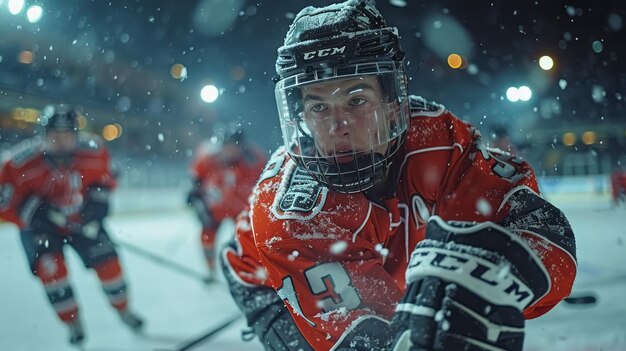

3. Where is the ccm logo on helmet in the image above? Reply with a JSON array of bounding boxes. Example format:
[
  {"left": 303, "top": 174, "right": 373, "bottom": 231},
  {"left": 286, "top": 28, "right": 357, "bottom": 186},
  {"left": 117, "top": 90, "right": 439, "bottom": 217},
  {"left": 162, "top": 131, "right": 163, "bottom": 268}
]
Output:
[{"left": 303, "top": 46, "right": 346, "bottom": 60}]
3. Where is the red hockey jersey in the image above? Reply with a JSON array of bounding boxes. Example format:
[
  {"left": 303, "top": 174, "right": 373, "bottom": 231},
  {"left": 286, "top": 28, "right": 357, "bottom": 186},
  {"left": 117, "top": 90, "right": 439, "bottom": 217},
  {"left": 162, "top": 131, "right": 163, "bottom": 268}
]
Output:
[
  {"left": 189, "top": 143, "right": 267, "bottom": 222},
  {"left": 0, "top": 134, "right": 115, "bottom": 229},
  {"left": 225, "top": 97, "right": 577, "bottom": 350}
]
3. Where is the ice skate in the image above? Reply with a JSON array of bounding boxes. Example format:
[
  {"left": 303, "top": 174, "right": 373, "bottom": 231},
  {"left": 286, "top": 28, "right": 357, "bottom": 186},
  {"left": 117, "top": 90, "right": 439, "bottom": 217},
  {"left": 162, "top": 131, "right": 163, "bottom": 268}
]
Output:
[
  {"left": 119, "top": 310, "right": 144, "bottom": 331},
  {"left": 67, "top": 319, "right": 85, "bottom": 345}
]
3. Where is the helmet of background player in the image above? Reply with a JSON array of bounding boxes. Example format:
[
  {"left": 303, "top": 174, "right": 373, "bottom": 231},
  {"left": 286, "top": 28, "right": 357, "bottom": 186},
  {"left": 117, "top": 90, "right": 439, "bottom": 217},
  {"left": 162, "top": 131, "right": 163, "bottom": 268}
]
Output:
[
  {"left": 41, "top": 105, "right": 79, "bottom": 158},
  {"left": 273, "top": 0, "right": 410, "bottom": 194}
]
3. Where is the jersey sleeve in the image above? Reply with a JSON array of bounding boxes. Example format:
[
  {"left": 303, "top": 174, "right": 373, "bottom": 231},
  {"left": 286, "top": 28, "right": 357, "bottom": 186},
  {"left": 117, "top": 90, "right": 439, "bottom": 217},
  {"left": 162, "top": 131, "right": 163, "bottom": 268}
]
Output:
[
  {"left": 0, "top": 159, "right": 24, "bottom": 226},
  {"left": 420, "top": 113, "right": 577, "bottom": 319},
  {"left": 0, "top": 140, "right": 44, "bottom": 227},
  {"left": 223, "top": 208, "right": 269, "bottom": 287}
]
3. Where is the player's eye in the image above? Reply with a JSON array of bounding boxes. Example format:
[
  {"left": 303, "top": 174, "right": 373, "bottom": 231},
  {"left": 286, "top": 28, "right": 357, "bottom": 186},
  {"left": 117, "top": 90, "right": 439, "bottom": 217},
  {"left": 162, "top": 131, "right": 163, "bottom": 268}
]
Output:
[
  {"left": 349, "top": 97, "right": 367, "bottom": 106},
  {"left": 309, "top": 103, "right": 328, "bottom": 113}
]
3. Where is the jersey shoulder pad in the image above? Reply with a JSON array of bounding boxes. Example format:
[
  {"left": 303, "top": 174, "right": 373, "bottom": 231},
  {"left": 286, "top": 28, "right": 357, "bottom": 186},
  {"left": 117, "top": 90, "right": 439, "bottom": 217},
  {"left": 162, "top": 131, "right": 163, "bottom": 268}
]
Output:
[
  {"left": 254, "top": 147, "right": 329, "bottom": 224},
  {"left": 408, "top": 95, "right": 446, "bottom": 117},
  {"left": 405, "top": 104, "right": 472, "bottom": 151},
  {"left": 6, "top": 137, "right": 44, "bottom": 167},
  {"left": 253, "top": 147, "right": 372, "bottom": 244}
]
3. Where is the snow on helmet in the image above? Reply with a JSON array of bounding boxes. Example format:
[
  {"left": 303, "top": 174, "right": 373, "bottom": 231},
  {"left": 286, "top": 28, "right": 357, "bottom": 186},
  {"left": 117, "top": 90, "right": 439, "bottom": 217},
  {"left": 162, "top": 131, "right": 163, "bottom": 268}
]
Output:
[
  {"left": 274, "top": 0, "right": 410, "bottom": 193},
  {"left": 41, "top": 104, "right": 79, "bottom": 134}
]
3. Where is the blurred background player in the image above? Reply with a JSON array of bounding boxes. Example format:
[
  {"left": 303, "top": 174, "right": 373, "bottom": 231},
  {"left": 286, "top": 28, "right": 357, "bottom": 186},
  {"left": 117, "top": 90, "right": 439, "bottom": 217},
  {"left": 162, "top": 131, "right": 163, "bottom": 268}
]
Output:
[
  {"left": 186, "top": 123, "right": 267, "bottom": 279},
  {"left": 610, "top": 167, "right": 626, "bottom": 205},
  {"left": 0, "top": 105, "right": 143, "bottom": 345}
]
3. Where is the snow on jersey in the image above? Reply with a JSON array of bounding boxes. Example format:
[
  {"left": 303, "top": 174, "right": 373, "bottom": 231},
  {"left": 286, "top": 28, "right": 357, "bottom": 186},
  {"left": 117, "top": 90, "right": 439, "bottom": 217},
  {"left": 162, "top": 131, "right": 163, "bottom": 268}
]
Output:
[{"left": 226, "top": 96, "right": 577, "bottom": 350}]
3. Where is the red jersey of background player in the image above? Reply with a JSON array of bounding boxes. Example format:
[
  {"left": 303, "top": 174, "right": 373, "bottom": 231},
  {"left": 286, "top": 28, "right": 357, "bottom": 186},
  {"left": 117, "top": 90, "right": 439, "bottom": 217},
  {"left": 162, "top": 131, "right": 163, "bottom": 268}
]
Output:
[
  {"left": 0, "top": 134, "right": 115, "bottom": 229},
  {"left": 189, "top": 140, "right": 267, "bottom": 224},
  {"left": 224, "top": 97, "right": 577, "bottom": 350}
]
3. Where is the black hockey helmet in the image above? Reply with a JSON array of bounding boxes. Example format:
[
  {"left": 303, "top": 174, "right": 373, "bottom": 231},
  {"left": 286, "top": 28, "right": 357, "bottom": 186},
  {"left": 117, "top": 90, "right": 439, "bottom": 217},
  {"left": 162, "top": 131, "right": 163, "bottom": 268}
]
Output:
[
  {"left": 273, "top": 0, "right": 410, "bottom": 194},
  {"left": 275, "top": 0, "right": 405, "bottom": 80},
  {"left": 41, "top": 104, "right": 79, "bottom": 134}
]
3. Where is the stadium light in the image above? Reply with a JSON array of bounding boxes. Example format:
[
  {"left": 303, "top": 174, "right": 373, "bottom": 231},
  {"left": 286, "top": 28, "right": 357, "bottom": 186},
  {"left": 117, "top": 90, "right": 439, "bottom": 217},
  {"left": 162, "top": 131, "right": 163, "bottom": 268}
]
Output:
[
  {"left": 506, "top": 86, "right": 533, "bottom": 102},
  {"left": 170, "top": 63, "right": 188, "bottom": 80},
  {"left": 518, "top": 86, "right": 532, "bottom": 101},
  {"left": 26, "top": 5, "right": 43, "bottom": 23},
  {"left": 539, "top": 55, "right": 554, "bottom": 70},
  {"left": 8, "top": 0, "right": 25, "bottom": 15},
  {"left": 447, "top": 53, "right": 463, "bottom": 69},
  {"left": 562, "top": 132, "right": 576, "bottom": 146},
  {"left": 506, "top": 87, "right": 520, "bottom": 102},
  {"left": 200, "top": 85, "right": 219, "bottom": 103}
]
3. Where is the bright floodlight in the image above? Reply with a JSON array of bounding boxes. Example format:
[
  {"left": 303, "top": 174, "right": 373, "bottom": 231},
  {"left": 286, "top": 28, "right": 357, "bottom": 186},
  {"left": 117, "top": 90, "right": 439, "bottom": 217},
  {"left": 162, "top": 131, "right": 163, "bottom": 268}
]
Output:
[
  {"left": 200, "top": 85, "right": 219, "bottom": 103},
  {"left": 518, "top": 86, "right": 532, "bottom": 101},
  {"left": 8, "top": 0, "right": 25, "bottom": 15},
  {"left": 26, "top": 5, "right": 43, "bottom": 23},
  {"left": 506, "top": 87, "right": 520, "bottom": 102},
  {"left": 539, "top": 55, "right": 554, "bottom": 70}
]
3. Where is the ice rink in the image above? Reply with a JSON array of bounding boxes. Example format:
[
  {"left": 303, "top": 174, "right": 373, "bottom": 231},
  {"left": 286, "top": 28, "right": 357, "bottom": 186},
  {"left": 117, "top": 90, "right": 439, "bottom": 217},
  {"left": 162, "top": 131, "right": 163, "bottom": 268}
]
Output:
[{"left": 1, "top": 188, "right": 625, "bottom": 351}]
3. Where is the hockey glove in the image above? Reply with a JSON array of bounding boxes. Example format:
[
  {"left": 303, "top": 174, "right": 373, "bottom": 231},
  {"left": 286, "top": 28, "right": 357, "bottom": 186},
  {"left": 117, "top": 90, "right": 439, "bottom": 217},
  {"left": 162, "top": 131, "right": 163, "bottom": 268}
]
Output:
[
  {"left": 20, "top": 195, "right": 66, "bottom": 232},
  {"left": 220, "top": 240, "right": 313, "bottom": 351},
  {"left": 79, "top": 185, "right": 111, "bottom": 238},
  {"left": 186, "top": 188, "right": 214, "bottom": 228},
  {"left": 390, "top": 216, "right": 550, "bottom": 351}
]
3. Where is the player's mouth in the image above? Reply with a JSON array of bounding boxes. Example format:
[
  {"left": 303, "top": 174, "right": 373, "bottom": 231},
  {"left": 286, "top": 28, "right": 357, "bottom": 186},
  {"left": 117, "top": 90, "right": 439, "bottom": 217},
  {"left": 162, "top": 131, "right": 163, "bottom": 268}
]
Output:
[{"left": 333, "top": 150, "right": 360, "bottom": 164}]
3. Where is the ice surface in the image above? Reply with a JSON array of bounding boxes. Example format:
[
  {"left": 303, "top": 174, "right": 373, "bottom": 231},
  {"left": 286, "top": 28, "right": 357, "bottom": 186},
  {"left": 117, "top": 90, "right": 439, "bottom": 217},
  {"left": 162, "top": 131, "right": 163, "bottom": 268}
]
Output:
[
  {"left": 0, "top": 189, "right": 624, "bottom": 350},
  {"left": 0, "top": 204, "right": 262, "bottom": 351}
]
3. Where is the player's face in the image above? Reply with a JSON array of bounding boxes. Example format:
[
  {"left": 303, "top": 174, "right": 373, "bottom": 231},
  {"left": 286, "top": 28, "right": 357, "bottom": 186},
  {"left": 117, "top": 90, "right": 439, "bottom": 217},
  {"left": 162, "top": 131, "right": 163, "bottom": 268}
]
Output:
[
  {"left": 46, "top": 130, "right": 77, "bottom": 155},
  {"left": 301, "top": 75, "right": 393, "bottom": 162}
]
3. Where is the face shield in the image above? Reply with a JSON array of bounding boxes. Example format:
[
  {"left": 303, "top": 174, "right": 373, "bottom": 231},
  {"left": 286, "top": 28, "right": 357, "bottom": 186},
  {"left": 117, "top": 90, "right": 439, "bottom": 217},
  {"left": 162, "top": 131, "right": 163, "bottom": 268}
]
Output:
[
  {"left": 275, "top": 62, "right": 409, "bottom": 193},
  {"left": 46, "top": 130, "right": 78, "bottom": 157}
]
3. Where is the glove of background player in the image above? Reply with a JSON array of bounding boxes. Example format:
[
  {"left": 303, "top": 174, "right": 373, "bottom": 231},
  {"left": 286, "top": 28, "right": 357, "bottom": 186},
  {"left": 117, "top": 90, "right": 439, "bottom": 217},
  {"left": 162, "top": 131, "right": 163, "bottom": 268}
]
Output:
[
  {"left": 186, "top": 188, "right": 214, "bottom": 228},
  {"left": 79, "top": 185, "right": 111, "bottom": 238},
  {"left": 20, "top": 195, "right": 66, "bottom": 232},
  {"left": 390, "top": 216, "right": 550, "bottom": 351}
]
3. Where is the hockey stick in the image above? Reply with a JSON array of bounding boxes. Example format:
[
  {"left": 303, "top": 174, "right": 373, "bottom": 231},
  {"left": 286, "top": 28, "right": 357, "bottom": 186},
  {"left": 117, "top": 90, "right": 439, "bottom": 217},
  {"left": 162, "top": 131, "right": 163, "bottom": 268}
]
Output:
[
  {"left": 563, "top": 293, "right": 598, "bottom": 305},
  {"left": 560, "top": 272, "right": 626, "bottom": 306},
  {"left": 175, "top": 313, "right": 243, "bottom": 351},
  {"left": 114, "top": 239, "right": 214, "bottom": 284}
]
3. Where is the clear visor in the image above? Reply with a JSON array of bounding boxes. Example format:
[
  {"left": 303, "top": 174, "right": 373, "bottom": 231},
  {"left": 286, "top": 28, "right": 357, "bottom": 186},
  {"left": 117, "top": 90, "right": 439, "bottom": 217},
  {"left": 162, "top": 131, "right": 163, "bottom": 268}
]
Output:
[{"left": 275, "top": 64, "right": 409, "bottom": 166}]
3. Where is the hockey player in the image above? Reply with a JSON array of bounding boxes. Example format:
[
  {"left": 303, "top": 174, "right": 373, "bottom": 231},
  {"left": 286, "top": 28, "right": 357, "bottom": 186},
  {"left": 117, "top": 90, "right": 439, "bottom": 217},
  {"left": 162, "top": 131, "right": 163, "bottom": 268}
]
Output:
[
  {"left": 221, "top": 1, "right": 578, "bottom": 350},
  {"left": 0, "top": 106, "right": 143, "bottom": 345},
  {"left": 610, "top": 168, "right": 626, "bottom": 205},
  {"left": 186, "top": 123, "right": 267, "bottom": 278}
]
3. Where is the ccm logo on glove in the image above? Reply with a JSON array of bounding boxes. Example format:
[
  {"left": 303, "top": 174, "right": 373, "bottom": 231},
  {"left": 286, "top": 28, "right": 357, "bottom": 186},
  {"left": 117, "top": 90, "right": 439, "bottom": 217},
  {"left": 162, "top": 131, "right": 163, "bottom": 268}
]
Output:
[{"left": 406, "top": 242, "right": 534, "bottom": 311}]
